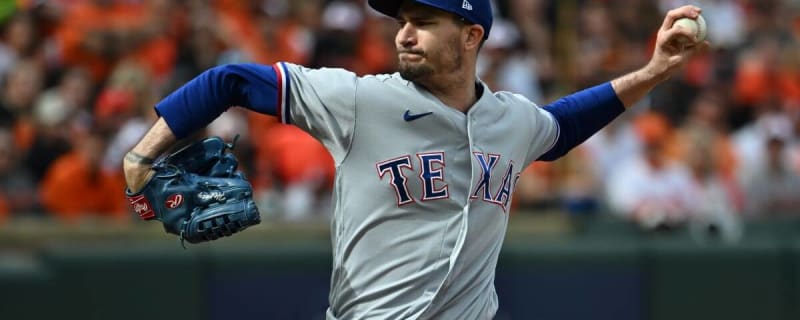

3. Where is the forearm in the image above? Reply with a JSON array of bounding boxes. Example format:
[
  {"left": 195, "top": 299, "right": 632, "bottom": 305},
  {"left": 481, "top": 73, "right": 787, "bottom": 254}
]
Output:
[
  {"left": 123, "top": 118, "right": 176, "bottom": 191},
  {"left": 610, "top": 67, "right": 665, "bottom": 108},
  {"left": 129, "top": 118, "right": 177, "bottom": 158}
]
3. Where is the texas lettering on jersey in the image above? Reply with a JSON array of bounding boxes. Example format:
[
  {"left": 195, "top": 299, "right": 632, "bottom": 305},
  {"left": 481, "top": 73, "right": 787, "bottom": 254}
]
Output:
[
  {"left": 376, "top": 152, "right": 520, "bottom": 211},
  {"left": 265, "top": 63, "right": 565, "bottom": 319}
]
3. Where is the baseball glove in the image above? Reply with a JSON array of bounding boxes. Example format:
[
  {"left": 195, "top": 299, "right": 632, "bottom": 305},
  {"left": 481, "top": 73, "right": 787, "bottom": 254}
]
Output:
[{"left": 125, "top": 136, "right": 261, "bottom": 245}]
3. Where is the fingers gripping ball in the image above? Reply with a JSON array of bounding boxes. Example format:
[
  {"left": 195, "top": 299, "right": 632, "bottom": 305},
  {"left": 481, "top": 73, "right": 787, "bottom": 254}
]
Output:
[
  {"left": 126, "top": 136, "right": 261, "bottom": 245},
  {"left": 672, "top": 14, "right": 707, "bottom": 45}
]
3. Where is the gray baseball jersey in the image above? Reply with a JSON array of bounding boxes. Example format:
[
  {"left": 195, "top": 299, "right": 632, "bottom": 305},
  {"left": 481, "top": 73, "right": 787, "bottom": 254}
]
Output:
[{"left": 273, "top": 62, "right": 559, "bottom": 319}]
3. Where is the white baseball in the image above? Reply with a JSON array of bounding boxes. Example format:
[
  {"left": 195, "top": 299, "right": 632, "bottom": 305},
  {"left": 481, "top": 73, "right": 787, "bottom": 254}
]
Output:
[{"left": 672, "top": 13, "right": 707, "bottom": 44}]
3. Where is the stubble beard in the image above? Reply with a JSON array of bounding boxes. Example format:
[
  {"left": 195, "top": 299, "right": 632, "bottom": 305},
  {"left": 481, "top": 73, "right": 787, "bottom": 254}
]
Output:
[
  {"left": 399, "top": 61, "right": 434, "bottom": 82},
  {"left": 398, "top": 37, "right": 463, "bottom": 85}
]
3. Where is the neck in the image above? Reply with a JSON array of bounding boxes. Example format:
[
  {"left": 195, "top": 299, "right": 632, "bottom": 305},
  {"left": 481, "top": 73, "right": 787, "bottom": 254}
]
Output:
[{"left": 417, "top": 68, "right": 478, "bottom": 113}]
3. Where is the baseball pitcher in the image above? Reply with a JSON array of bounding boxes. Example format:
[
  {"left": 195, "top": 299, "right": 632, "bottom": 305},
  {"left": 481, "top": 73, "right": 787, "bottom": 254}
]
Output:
[{"left": 122, "top": 0, "right": 708, "bottom": 319}]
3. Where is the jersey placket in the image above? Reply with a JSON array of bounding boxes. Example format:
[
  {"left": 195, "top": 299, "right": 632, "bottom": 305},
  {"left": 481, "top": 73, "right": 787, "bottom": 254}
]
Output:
[{"left": 415, "top": 114, "right": 475, "bottom": 320}]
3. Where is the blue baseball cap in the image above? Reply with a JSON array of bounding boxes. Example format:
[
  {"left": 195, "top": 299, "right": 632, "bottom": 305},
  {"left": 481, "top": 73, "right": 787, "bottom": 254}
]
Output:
[{"left": 368, "top": 0, "right": 493, "bottom": 40}]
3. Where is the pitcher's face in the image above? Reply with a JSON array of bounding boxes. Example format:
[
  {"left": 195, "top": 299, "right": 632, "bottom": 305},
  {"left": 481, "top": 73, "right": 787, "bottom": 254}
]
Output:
[{"left": 395, "top": 2, "right": 466, "bottom": 82}]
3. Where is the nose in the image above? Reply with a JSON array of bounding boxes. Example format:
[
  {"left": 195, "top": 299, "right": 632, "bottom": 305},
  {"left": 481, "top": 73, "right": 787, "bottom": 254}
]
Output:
[{"left": 396, "top": 23, "right": 417, "bottom": 48}]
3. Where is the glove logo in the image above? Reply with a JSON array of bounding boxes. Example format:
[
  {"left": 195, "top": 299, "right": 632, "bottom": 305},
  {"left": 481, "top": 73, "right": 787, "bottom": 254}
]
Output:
[
  {"left": 166, "top": 194, "right": 184, "bottom": 209},
  {"left": 127, "top": 194, "right": 155, "bottom": 220},
  {"left": 125, "top": 136, "right": 261, "bottom": 244},
  {"left": 198, "top": 191, "right": 226, "bottom": 202}
]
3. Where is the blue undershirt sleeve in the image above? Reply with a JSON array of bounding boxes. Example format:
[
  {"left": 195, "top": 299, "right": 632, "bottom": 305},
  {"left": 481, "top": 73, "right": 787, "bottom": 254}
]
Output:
[
  {"left": 154, "top": 63, "right": 279, "bottom": 139},
  {"left": 537, "top": 82, "right": 626, "bottom": 161}
]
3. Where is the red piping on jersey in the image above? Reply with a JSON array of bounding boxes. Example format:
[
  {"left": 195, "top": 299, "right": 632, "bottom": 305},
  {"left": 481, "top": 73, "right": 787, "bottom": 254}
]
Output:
[{"left": 272, "top": 63, "right": 285, "bottom": 123}]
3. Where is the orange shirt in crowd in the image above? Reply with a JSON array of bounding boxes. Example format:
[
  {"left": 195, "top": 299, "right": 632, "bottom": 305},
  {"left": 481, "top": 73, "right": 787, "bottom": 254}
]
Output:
[
  {"left": 247, "top": 112, "right": 279, "bottom": 191},
  {"left": 262, "top": 125, "right": 335, "bottom": 186},
  {"left": 214, "top": 0, "right": 308, "bottom": 65},
  {"left": 53, "top": 1, "right": 117, "bottom": 81},
  {"left": 53, "top": 1, "right": 178, "bottom": 82},
  {"left": 40, "top": 152, "right": 128, "bottom": 221},
  {"left": 12, "top": 117, "right": 35, "bottom": 152},
  {"left": 357, "top": 18, "right": 397, "bottom": 75},
  {"left": 735, "top": 57, "right": 800, "bottom": 106}
]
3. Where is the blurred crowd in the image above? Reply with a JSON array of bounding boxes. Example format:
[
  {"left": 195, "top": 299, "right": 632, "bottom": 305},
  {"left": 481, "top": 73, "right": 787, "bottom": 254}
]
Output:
[{"left": 0, "top": 0, "right": 798, "bottom": 230}]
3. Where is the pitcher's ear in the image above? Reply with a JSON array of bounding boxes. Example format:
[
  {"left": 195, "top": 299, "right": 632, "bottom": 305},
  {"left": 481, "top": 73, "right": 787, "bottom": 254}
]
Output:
[{"left": 464, "top": 25, "right": 484, "bottom": 50}]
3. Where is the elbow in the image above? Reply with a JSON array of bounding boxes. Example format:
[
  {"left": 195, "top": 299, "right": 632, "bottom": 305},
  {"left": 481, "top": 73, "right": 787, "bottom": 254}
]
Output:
[
  {"left": 206, "top": 64, "right": 244, "bottom": 86},
  {"left": 205, "top": 65, "right": 237, "bottom": 85}
]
